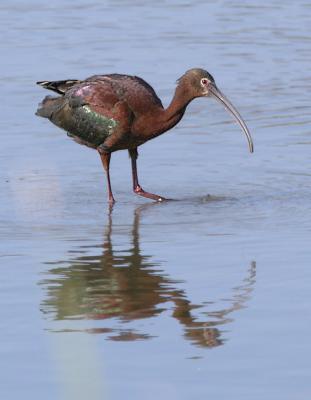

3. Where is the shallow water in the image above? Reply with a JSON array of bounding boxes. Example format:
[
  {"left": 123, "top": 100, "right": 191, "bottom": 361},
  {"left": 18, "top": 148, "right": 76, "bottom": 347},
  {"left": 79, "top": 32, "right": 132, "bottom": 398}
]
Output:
[{"left": 1, "top": 0, "right": 311, "bottom": 399}]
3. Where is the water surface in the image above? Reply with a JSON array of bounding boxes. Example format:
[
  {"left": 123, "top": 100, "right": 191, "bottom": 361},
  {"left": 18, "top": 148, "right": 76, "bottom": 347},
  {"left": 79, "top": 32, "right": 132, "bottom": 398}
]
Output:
[{"left": 1, "top": 1, "right": 311, "bottom": 399}]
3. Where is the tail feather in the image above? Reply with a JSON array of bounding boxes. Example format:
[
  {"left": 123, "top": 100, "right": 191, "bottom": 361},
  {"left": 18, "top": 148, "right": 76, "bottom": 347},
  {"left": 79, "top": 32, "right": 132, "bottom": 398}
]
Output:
[
  {"left": 36, "top": 79, "right": 80, "bottom": 95},
  {"left": 36, "top": 95, "right": 64, "bottom": 119}
]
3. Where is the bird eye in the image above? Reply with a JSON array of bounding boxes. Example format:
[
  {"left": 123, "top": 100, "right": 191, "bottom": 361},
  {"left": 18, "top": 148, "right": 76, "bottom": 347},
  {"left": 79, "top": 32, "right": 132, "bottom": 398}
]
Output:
[{"left": 201, "top": 78, "right": 209, "bottom": 86}]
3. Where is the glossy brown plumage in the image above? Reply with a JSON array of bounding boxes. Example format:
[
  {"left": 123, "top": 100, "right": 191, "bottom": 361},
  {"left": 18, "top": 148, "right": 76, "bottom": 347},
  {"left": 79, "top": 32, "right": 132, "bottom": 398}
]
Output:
[{"left": 36, "top": 68, "right": 253, "bottom": 203}]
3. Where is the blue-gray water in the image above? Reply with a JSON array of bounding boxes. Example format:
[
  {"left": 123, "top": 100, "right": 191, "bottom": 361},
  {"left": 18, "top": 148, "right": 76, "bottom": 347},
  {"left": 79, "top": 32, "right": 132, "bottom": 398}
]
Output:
[{"left": 1, "top": 1, "right": 311, "bottom": 399}]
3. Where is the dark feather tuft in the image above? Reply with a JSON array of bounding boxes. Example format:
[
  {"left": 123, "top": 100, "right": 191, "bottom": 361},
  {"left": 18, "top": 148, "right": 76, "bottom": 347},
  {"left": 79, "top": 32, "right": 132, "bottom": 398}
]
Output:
[{"left": 37, "top": 79, "right": 80, "bottom": 95}]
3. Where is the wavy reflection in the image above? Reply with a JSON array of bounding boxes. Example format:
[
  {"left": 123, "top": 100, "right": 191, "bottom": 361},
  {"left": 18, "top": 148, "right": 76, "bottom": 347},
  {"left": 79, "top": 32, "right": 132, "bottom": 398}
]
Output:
[{"left": 41, "top": 205, "right": 256, "bottom": 348}]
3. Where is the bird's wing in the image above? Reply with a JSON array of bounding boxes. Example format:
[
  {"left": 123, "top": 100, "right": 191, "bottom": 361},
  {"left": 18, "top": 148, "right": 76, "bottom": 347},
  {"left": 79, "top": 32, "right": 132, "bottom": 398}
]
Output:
[{"left": 44, "top": 79, "right": 126, "bottom": 147}]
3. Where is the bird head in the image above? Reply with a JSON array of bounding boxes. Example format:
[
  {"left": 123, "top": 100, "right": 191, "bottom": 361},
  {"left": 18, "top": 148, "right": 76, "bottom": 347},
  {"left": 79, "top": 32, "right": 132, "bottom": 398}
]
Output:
[{"left": 178, "top": 68, "right": 254, "bottom": 153}]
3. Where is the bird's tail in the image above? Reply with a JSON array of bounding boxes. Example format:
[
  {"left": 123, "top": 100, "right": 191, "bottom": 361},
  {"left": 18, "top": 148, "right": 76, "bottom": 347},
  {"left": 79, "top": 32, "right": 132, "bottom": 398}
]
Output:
[
  {"left": 36, "top": 95, "right": 65, "bottom": 119},
  {"left": 36, "top": 79, "right": 81, "bottom": 95}
]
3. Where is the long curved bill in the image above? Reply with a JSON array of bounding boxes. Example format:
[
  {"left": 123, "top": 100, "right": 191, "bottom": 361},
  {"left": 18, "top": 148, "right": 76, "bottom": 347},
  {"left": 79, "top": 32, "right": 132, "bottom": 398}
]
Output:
[{"left": 209, "top": 84, "right": 254, "bottom": 153}]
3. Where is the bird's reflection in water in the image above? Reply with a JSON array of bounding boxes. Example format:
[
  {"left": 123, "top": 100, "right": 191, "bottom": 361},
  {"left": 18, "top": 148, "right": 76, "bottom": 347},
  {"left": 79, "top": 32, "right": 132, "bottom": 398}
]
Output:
[{"left": 41, "top": 205, "right": 256, "bottom": 348}]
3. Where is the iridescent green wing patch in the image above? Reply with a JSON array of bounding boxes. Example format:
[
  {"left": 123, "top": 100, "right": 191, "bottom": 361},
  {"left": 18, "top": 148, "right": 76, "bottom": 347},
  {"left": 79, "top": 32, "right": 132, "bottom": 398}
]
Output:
[
  {"left": 82, "top": 106, "right": 118, "bottom": 134},
  {"left": 69, "top": 105, "right": 118, "bottom": 147}
]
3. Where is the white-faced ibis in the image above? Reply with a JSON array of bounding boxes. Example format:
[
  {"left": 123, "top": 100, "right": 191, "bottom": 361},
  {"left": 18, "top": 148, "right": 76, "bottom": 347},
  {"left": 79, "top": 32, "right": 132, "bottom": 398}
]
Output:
[{"left": 36, "top": 68, "right": 253, "bottom": 203}]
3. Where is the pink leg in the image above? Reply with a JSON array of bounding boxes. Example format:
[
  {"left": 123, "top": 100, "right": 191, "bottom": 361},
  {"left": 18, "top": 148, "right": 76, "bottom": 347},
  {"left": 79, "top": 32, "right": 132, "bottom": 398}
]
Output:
[
  {"left": 99, "top": 151, "right": 115, "bottom": 204},
  {"left": 129, "top": 148, "right": 167, "bottom": 202}
]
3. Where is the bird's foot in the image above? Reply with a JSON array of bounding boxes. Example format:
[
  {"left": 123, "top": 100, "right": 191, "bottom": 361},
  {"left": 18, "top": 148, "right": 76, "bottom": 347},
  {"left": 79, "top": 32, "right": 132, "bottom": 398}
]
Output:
[{"left": 134, "top": 185, "right": 167, "bottom": 202}]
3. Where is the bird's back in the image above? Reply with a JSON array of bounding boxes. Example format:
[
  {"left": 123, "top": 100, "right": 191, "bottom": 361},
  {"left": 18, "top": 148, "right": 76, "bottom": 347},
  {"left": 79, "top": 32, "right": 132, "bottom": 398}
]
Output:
[{"left": 85, "top": 74, "right": 163, "bottom": 112}]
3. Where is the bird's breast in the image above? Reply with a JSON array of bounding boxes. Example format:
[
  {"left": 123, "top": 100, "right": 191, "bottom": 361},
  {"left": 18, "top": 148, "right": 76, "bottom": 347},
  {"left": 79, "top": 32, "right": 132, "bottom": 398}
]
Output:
[{"left": 131, "top": 108, "right": 179, "bottom": 143}]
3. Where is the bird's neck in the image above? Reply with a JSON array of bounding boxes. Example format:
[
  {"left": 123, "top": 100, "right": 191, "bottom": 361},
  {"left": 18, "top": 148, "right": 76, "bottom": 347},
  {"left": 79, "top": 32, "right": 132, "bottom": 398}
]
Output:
[
  {"left": 162, "top": 84, "right": 193, "bottom": 126},
  {"left": 133, "top": 84, "right": 195, "bottom": 141}
]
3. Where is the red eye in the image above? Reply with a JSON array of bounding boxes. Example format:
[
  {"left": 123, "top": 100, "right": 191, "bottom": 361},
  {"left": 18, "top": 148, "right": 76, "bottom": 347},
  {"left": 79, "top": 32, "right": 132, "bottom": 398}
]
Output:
[{"left": 201, "top": 79, "right": 208, "bottom": 85}]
